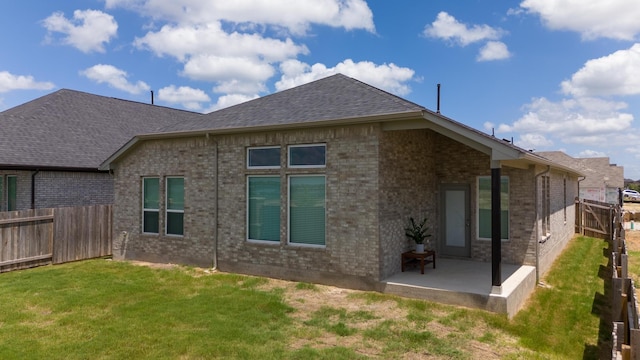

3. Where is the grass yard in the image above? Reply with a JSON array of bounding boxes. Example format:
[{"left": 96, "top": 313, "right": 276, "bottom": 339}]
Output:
[{"left": 0, "top": 236, "right": 610, "bottom": 359}]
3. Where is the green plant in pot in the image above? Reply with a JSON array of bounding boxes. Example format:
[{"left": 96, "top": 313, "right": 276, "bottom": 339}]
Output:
[{"left": 405, "top": 217, "right": 431, "bottom": 253}]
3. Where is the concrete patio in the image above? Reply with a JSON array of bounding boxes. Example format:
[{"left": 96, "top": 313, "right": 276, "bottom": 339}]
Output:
[{"left": 380, "top": 258, "right": 537, "bottom": 318}]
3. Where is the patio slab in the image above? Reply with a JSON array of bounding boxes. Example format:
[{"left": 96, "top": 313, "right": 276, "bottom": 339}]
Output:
[{"left": 380, "top": 258, "right": 536, "bottom": 318}]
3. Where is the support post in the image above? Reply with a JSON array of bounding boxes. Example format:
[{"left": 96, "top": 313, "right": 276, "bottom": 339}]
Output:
[{"left": 491, "top": 163, "right": 502, "bottom": 288}]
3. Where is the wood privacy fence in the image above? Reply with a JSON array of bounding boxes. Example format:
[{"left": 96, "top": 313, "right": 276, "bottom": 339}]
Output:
[
  {"left": 611, "top": 208, "right": 640, "bottom": 359},
  {"left": 576, "top": 198, "right": 615, "bottom": 240},
  {"left": 0, "top": 205, "right": 112, "bottom": 272}
]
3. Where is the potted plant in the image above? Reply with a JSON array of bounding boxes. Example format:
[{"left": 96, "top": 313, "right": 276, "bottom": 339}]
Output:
[{"left": 405, "top": 217, "right": 431, "bottom": 253}]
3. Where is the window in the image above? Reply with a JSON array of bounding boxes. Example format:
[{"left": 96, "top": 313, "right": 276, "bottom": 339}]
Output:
[
  {"left": 478, "top": 176, "right": 509, "bottom": 240},
  {"left": 542, "top": 176, "right": 550, "bottom": 236},
  {"left": 7, "top": 175, "right": 17, "bottom": 211},
  {"left": 166, "top": 177, "right": 184, "bottom": 236},
  {"left": 247, "top": 176, "right": 280, "bottom": 241},
  {"left": 288, "top": 144, "right": 326, "bottom": 168},
  {"left": 0, "top": 176, "right": 3, "bottom": 211},
  {"left": 248, "top": 146, "right": 280, "bottom": 169},
  {"left": 142, "top": 177, "right": 159, "bottom": 234},
  {"left": 289, "top": 175, "right": 326, "bottom": 246},
  {"left": 563, "top": 178, "right": 567, "bottom": 223}
]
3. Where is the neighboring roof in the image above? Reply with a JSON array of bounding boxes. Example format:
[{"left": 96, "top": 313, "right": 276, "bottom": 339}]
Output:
[
  {"left": 0, "top": 89, "right": 201, "bottom": 170},
  {"left": 536, "top": 151, "right": 623, "bottom": 188},
  {"left": 159, "top": 73, "right": 426, "bottom": 133}
]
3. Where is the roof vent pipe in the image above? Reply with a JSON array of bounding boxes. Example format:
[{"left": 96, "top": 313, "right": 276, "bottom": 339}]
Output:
[
  {"left": 436, "top": 83, "right": 441, "bottom": 114},
  {"left": 151, "top": 90, "right": 154, "bottom": 105}
]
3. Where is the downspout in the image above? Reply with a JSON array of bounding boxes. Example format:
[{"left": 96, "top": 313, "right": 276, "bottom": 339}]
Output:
[
  {"left": 534, "top": 165, "right": 550, "bottom": 283},
  {"left": 31, "top": 169, "right": 39, "bottom": 209},
  {"left": 212, "top": 137, "right": 219, "bottom": 270}
]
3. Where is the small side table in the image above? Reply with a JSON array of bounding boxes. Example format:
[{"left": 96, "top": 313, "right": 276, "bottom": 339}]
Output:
[{"left": 401, "top": 250, "right": 436, "bottom": 274}]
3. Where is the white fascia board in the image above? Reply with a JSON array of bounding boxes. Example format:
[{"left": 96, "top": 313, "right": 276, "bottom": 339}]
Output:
[{"left": 421, "top": 111, "right": 521, "bottom": 160}]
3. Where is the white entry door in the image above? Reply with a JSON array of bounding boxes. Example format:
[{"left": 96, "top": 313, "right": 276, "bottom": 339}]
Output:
[{"left": 440, "top": 185, "right": 470, "bottom": 257}]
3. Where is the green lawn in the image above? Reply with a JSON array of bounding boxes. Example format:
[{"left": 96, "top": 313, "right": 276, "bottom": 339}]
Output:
[{"left": 0, "top": 236, "right": 610, "bottom": 359}]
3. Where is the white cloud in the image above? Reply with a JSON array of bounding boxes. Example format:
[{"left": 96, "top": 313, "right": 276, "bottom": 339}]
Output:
[
  {"left": 80, "top": 64, "right": 150, "bottom": 94},
  {"left": 42, "top": 9, "right": 118, "bottom": 53},
  {"left": 276, "top": 59, "right": 415, "bottom": 95},
  {"left": 520, "top": 0, "right": 640, "bottom": 40},
  {"left": 0, "top": 71, "right": 55, "bottom": 93},
  {"left": 157, "top": 85, "right": 210, "bottom": 110},
  {"left": 106, "top": 0, "right": 375, "bottom": 35},
  {"left": 183, "top": 55, "right": 275, "bottom": 88},
  {"left": 133, "top": 23, "right": 308, "bottom": 63},
  {"left": 497, "top": 96, "right": 633, "bottom": 146},
  {"left": 561, "top": 43, "right": 640, "bottom": 97},
  {"left": 423, "top": 12, "right": 505, "bottom": 46},
  {"left": 517, "top": 133, "right": 553, "bottom": 150},
  {"left": 477, "top": 41, "right": 511, "bottom": 61},
  {"left": 423, "top": 12, "right": 509, "bottom": 62}
]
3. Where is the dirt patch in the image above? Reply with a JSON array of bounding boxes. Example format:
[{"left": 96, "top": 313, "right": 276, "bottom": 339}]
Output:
[{"left": 626, "top": 230, "right": 640, "bottom": 252}]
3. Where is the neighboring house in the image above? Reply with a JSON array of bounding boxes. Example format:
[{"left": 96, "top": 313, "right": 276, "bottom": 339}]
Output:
[
  {"left": 537, "top": 151, "right": 624, "bottom": 204},
  {"left": 101, "top": 74, "right": 583, "bottom": 297},
  {"left": 0, "top": 89, "right": 201, "bottom": 211}
]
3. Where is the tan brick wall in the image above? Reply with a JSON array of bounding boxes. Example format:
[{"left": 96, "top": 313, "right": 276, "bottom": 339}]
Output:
[
  {"left": 112, "top": 125, "right": 383, "bottom": 288},
  {"left": 538, "top": 169, "right": 579, "bottom": 276},
  {"left": 378, "top": 129, "right": 436, "bottom": 279},
  {"left": 110, "top": 124, "right": 579, "bottom": 287},
  {"left": 112, "top": 136, "right": 217, "bottom": 267}
]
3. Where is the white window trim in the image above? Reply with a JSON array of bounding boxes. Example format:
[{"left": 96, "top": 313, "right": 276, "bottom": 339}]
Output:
[
  {"left": 142, "top": 177, "right": 159, "bottom": 235},
  {"left": 165, "top": 176, "right": 184, "bottom": 237},
  {"left": 246, "top": 175, "right": 280, "bottom": 243},
  {"left": 247, "top": 146, "right": 281, "bottom": 169},
  {"left": 288, "top": 143, "right": 326, "bottom": 169},
  {"left": 476, "top": 175, "right": 510, "bottom": 241},
  {"left": 287, "top": 174, "right": 326, "bottom": 248}
]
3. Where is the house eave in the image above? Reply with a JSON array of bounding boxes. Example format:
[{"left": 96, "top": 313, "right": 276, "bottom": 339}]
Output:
[{"left": 0, "top": 164, "right": 105, "bottom": 173}]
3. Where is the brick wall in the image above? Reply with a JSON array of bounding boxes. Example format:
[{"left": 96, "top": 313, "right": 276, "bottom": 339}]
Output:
[
  {"left": 537, "top": 169, "right": 578, "bottom": 276},
  {"left": 0, "top": 170, "right": 113, "bottom": 211},
  {"left": 112, "top": 125, "right": 383, "bottom": 289},
  {"left": 34, "top": 171, "right": 113, "bottom": 208},
  {"left": 112, "top": 136, "right": 217, "bottom": 267},
  {"left": 378, "top": 129, "right": 436, "bottom": 279},
  {"left": 110, "top": 125, "right": 580, "bottom": 287}
]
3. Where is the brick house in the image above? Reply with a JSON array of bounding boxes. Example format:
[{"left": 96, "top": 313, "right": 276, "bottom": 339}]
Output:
[
  {"left": 0, "top": 89, "right": 200, "bottom": 211},
  {"left": 536, "top": 151, "right": 623, "bottom": 204},
  {"left": 101, "top": 74, "right": 583, "bottom": 293}
]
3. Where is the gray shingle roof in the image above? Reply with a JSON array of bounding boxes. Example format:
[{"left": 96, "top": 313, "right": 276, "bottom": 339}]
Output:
[
  {"left": 159, "top": 73, "right": 426, "bottom": 133},
  {"left": 0, "top": 89, "right": 201, "bottom": 169}
]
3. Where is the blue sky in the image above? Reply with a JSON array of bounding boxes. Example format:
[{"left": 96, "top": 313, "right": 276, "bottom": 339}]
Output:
[{"left": 2, "top": 0, "right": 640, "bottom": 179}]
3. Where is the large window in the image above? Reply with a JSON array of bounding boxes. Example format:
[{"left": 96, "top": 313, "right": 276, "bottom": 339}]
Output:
[
  {"left": 142, "top": 177, "right": 159, "bottom": 234},
  {"left": 248, "top": 146, "right": 281, "bottom": 169},
  {"left": 7, "top": 175, "right": 17, "bottom": 211},
  {"left": 288, "top": 144, "right": 326, "bottom": 168},
  {"left": 478, "top": 176, "right": 509, "bottom": 240},
  {"left": 247, "top": 176, "right": 280, "bottom": 241},
  {"left": 289, "top": 175, "right": 326, "bottom": 246},
  {"left": 166, "top": 177, "right": 184, "bottom": 236}
]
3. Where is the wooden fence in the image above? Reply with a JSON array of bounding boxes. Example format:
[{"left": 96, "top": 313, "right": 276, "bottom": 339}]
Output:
[
  {"left": 576, "top": 198, "right": 615, "bottom": 240},
  {"left": 0, "top": 205, "right": 112, "bottom": 272},
  {"left": 611, "top": 207, "right": 640, "bottom": 359}
]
